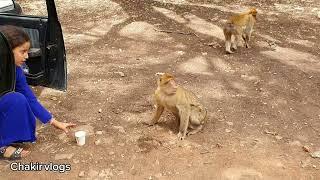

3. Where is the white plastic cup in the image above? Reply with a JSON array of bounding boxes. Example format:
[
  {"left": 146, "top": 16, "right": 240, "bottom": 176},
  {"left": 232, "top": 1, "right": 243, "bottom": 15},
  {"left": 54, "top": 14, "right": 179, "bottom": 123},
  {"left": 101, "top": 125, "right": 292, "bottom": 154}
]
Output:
[{"left": 75, "top": 131, "right": 86, "bottom": 146}]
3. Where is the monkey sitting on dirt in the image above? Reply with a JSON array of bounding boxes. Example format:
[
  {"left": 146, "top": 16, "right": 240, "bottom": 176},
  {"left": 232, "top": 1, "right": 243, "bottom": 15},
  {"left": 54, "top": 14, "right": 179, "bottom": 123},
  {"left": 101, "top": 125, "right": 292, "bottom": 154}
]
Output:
[{"left": 146, "top": 73, "right": 207, "bottom": 140}]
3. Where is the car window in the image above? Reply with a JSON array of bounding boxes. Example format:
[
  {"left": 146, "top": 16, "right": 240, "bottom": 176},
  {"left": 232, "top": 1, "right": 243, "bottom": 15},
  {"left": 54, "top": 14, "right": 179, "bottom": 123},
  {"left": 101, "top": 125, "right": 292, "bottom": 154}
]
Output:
[
  {"left": 0, "top": 0, "right": 14, "bottom": 9},
  {"left": 0, "top": 0, "right": 15, "bottom": 13},
  {"left": 16, "top": 0, "right": 48, "bottom": 16}
]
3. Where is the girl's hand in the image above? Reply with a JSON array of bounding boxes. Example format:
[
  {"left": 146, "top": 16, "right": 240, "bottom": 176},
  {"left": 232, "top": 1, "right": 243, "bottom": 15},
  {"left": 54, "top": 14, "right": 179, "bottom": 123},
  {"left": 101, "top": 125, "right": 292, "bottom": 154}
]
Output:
[{"left": 50, "top": 118, "right": 76, "bottom": 133}]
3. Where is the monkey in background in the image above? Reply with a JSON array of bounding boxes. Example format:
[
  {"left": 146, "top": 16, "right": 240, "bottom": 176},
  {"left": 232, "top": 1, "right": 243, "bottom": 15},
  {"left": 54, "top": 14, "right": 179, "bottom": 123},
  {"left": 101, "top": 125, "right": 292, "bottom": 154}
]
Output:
[
  {"left": 146, "top": 73, "right": 207, "bottom": 140},
  {"left": 223, "top": 7, "right": 257, "bottom": 54}
]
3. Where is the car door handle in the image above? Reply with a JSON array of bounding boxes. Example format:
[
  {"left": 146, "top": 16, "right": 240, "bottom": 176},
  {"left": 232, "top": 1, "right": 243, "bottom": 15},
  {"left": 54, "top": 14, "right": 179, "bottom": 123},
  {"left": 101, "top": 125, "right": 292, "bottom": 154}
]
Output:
[{"left": 46, "top": 44, "right": 57, "bottom": 62}]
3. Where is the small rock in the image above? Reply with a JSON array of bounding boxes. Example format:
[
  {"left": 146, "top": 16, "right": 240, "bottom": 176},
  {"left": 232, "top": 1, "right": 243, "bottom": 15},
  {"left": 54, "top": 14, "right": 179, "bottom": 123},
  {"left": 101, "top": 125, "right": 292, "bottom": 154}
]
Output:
[
  {"left": 73, "top": 159, "right": 80, "bottom": 164},
  {"left": 130, "top": 166, "right": 137, "bottom": 175},
  {"left": 104, "top": 168, "right": 113, "bottom": 177},
  {"left": 275, "top": 135, "right": 283, "bottom": 140},
  {"left": 78, "top": 171, "right": 85, "bottom": 177},
  {"left": 51, "top": 97, "right": 58, "bottom": 101},
  {"left": 113, "top": 126, "right": 126, "bottom": 133},
  {"left": 225, "top": 129, "right": 232, "bottom": 133},
  {"left": 118, "top": 143, "right": 125, "bottom": 147},
  {"left": 275, "top": 162, "right": 285, "bottom": 169},
  {"left": 301, "top": 159, "right": 311, "bottom": 168},
  {"left": 289, "top": 140, "right": 302, "bottom": 147},
  {"left": 216, "top": 143, "right": 223, "bottom": 148},
  {"left": 58, "top": 133, "right": 69, "bottom": 143},
  {"left": 109, "top": 151, "right": 115, "bottom": 155},
  {"left": 177, "top": 51, "right": 185, "bottom": 55},
  {"left": 168, "top": 140, "right": 176, "bottom": 145},
  {"left": 116, "top": 72, "right": 125, "bottom": 77},
  {"left": 103, "top": 137, "right": 115, "bottom": 145},
  {"left": 155, "top": 173, "right": 163, "bottom": 178},
  {"left": 98, "top": 109, "right": 102, "bottom": 113},
  {"left": 95, "top": 139, "right": 101, "bottom": 145},
  {"left": 303, "top": 145, "right": 311, "bottom": 152},
  {"left": 54, "top": 153, "right": 74, "bottom": 160},
  {"left": 264, "top": 129, "right": 277, "bottom": 135},
  {"left": 88, "top": 169, "right": 99, "bottom": 178},
  {"left": 226, "top": 122, "right": 233, "bottom": 126},
  {"left": 95, "top": 131, "right": 103, "bottom": 135},
  {"left": 310, "top": 151, "right": 320, "bottom": 158},
  {"left": 99, "top": 169, "right": 110, "bottom": 177},
  {"left": 240, "top": 141, "right": 245, "bottom": 147}
]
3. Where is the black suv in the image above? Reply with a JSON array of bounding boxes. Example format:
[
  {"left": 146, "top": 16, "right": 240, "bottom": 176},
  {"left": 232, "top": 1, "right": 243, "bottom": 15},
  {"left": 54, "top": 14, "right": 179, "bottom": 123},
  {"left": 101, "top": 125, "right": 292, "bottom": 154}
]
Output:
[{"left": 0, "top": 0, "right": 67, "bottom": 95}]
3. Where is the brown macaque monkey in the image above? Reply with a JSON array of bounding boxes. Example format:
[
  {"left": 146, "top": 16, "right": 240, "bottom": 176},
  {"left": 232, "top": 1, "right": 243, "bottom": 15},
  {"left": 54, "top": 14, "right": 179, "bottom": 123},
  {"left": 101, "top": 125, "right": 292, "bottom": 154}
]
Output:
[
  {"left": 223, "top": 7, "right": 257, "bottom": 54},
  {"left": 147, "top": 73, "right": 207, "bottom": 140}
]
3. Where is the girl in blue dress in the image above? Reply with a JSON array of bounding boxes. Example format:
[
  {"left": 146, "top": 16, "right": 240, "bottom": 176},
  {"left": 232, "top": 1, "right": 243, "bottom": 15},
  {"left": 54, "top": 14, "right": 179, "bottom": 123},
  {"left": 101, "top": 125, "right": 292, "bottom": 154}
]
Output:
[{"left": 0, "top": 25, "right": 76, "bottom": 160}]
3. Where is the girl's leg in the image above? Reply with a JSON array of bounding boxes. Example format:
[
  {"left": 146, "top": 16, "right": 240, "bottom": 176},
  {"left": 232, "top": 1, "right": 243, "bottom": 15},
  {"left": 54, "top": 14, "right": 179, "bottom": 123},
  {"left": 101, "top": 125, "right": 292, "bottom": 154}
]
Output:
[{"left": 0, "top": 92, "right": 36, "bottom": 147}]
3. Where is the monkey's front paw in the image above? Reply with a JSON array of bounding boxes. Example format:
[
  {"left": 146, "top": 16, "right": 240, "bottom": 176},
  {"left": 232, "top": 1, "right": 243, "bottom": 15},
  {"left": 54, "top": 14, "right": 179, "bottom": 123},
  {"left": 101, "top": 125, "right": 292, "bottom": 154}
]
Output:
[
  {"left": 226, "top": 51, "right": 233, "bottom": 54},
  {"left": 177, "top": 132, "right": 185, "bottom": 140},
  {"left": 142, "top": 120, "right": 156, "bottom": 126}
]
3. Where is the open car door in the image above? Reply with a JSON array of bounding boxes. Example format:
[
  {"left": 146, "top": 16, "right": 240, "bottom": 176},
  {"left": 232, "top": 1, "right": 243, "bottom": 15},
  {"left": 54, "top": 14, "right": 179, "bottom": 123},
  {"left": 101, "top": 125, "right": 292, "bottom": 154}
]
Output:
[
  {"left": 0, "top": 31, "right": 15, "bottom": 97},
  {"left": 0, "top": 0, "right": 67, "bottom": 91}
]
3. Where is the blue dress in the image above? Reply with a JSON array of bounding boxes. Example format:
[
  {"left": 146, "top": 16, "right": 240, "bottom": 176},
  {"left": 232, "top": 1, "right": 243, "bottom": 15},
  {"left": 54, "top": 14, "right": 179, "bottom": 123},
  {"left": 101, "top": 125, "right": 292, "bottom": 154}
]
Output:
[{"left": 0, "top": 66, "right": 52, "bottom": 147}]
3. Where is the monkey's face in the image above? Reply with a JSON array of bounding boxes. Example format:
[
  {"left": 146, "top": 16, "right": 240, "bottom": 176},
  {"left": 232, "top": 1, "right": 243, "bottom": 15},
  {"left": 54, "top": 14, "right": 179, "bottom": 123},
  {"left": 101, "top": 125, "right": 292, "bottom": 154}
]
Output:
[
  {"left": 250, "top": 8, "right": 257, "bottom": 19},
  {"left": 161, "top": 79, "right": 178, "bottom": 95}
]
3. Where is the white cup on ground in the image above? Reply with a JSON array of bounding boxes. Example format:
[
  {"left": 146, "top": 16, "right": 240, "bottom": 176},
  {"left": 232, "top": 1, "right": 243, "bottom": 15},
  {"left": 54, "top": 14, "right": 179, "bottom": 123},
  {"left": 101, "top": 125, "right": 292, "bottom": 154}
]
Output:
[{"left": 75, "top": 131, "right": 86, "bottom": 146}]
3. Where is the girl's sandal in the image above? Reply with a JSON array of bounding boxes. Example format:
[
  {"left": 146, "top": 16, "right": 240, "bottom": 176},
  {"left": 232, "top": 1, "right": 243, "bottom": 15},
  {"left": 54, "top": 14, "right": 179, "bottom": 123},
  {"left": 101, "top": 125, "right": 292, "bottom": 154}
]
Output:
[{"left": 0, "top": 146, "right": 27, "bottom": 160}]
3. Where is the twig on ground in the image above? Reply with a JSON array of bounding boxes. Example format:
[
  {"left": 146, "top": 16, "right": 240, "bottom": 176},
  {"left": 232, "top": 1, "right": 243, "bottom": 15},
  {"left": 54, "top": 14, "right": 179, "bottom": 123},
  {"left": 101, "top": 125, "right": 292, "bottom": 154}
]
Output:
[
  {"left": 154, "top": 28, "right": 223, "bottom": 48},
  {"left": 154, "top": 28, "right": 200, "bottom": 38}
]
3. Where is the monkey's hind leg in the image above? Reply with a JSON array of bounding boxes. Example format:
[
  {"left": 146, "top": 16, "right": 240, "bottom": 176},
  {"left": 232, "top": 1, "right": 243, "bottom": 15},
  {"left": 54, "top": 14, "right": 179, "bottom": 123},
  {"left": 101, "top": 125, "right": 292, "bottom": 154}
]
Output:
[
  {"left": 223, "top": 28, "right": 234, "bottom": 54},
  {"left": 231, "top": 33, "right": 239, "bottom": 51},
  {"left": 242, "top": 34, "right": 250, "bottom": 48},
  {"left": 187, "top": 124, "right": 203, "bottom": 136},
  {"left": 231, "top": 38, "right": 237, "bottom": 51},
  {"left": 177, "top": 107, "right": 190, "bottom": 140},
  {"left": 225, "top": 40, "right": 234, "bottom": 54}
]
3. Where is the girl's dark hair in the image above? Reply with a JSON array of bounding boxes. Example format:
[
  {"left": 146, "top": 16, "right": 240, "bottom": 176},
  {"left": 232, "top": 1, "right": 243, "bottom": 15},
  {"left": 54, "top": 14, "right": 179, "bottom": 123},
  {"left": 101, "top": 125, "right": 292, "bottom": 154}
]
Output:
[{"left": 0, "top": 25, "right": 30, "bottom": 49}]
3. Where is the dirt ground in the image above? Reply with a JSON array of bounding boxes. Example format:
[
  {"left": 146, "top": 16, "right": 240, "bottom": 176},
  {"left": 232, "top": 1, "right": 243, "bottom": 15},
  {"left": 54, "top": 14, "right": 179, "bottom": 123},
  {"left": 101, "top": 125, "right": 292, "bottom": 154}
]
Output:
[{"left": 1, "top": 0, "right": 320, "bottom": 179}]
